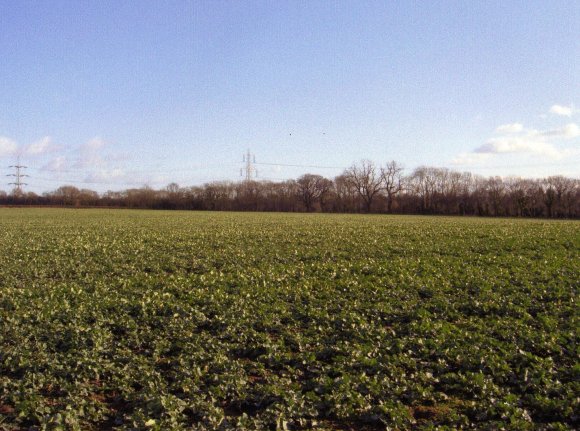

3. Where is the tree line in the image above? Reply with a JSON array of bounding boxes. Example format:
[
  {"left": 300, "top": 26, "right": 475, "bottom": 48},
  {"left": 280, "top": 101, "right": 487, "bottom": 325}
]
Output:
[{"left": 1, "top": 160, "right": 578, "bottom": 218}]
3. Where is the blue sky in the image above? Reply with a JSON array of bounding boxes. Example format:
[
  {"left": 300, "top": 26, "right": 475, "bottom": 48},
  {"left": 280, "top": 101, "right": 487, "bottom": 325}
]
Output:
[{"left": 1, "top": 0, "right": 579, "bottom": 193}]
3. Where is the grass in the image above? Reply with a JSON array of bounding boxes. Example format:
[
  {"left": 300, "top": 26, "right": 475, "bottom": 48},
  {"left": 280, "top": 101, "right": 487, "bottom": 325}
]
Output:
[{"left": 0, "top": 209, "right": 578, "bottom": 430}]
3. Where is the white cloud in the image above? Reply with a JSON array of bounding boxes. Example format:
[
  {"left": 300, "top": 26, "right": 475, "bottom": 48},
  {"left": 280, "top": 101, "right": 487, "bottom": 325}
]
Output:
[
  {"left": 475, "top": 137, "right": 562, "bottom": 158},
  {"left": 451, "top": 152, "right": 492, "bottom": 166},
  {"left": 0, "top": 137, "right": 18, "bottom": 157},
  {"left": 42, "top": 156, "right": 69, "bottom": 172},
  {"left": 0, "top": 134, "right": 135, "bottom": 191},
  {"left": 40, "top": 136, "right": 130, "bottom": 183},
  {"left": 1, "top": 135, "right": 61, "bottom": 160},
  {"left": 534, "top": 123, "right": 580, "bottom": 139},
  {"left": 74, "top": 137, "right": 107, "bottom": 168},
  {"left": 84, "top": 169, "right": 126, "bottom": 184},
  {"left": 549, "top": 104, "right": 575, "bottom": 117},
  {"left": 495, "top": 123, "right": 524, "bottom": 133},
  {"left": 83, "top": 137, "right": 106, "bottom": 151},
  {"left": 23, "top": 136, "right": 58, "bottom": 156},
  {"left": 453, "top": 119, "right": 580, "bottom": 166}
]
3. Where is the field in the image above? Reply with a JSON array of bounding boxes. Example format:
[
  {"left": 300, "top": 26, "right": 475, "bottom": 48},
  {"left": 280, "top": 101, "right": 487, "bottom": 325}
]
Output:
[{"left": 0, "top": 209, "right": 578, "bottom": 430}]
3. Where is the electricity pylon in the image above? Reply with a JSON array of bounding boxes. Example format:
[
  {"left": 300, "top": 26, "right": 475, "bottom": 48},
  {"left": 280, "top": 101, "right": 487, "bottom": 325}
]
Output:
[
  {"left": 241, "top": 149, "right": 258, "bottom": 181},
  {"left": 7, "top": 160, "right": 28, "bottom": 195}
]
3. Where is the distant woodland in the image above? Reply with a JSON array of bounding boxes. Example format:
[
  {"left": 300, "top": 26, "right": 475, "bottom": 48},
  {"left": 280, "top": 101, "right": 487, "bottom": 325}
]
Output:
[{"left": 1, "top": 161, "right": 579, "bottom": 218}]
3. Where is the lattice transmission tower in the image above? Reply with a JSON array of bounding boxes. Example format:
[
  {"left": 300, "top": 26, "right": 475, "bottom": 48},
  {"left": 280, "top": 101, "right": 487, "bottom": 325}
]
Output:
[
  {"left": 240, "top": 149, "right": 258, "bottom": 181},
  {"left": 7, "top": 159, "right": 28, "bottom": 195}
]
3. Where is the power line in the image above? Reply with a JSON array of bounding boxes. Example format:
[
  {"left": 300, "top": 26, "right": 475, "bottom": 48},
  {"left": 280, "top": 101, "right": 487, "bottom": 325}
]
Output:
[
  {"left": 257, "top": 176, "right": 292, "bottom": 182},
  {"left": 25, "top": 164, "right": 240, "bottom": 174},
  {"left": 255, "top": 161, "right": 347, "bottom": 170},
  {"left": 21, "top": 156, "right": 579, "bottom": 176},
  {"left": 4, "top": 152, "right": 579, "bottom": 194},
  {"left": 32, "top": 176, "right": 145, "bottom": 186},
  {"left": 459, "top": 161, "right": 580, "bottom": 170}
]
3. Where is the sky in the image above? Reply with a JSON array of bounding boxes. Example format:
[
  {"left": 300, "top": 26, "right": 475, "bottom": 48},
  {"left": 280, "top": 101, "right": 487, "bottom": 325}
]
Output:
[{"left": 1, "top": 0, "right": 579, "bottom": 194}]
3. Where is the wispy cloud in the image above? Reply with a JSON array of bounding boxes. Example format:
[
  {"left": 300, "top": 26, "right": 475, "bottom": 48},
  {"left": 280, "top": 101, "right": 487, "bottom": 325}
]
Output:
[
  {"left": 83, "top": 137, "right": 106, "bottom": 151},
  {"left": 73, "top": 137, "right": 107, "bottom": 168},
  {"left": 0, "top": 136, "right": 18, "bottom": 157},
  {"left": 475, "top": 137, "right": 562, "bottom": 158},
  {"left": 451, "top": 152, "right": 492, "bottom": 165},
  {"left": 1, "top": 134, "right": 135, "bottom": 190},
  {"left": 533, "top": 123, "right": 580, "bottom": 139},
  {"left": 42, "top": 137, "right": 118, "bottom": 172},
  {"left": 84, "top": 168, "right": 127, "bottom": 184},
  {"left": 42, "top": 156, "right": 68, "bottom": 172},
  {"left": 1, "top": 135, "right": 61, "bottom": 159},
  {"left": 23, "top": 136, "right": 59, "bottom": 156},
  {"left": 495, "top": 123, "right": 523, "bottom": 134},
  {"left": 549, "top": 104, "right": 575, "bottom": 117}
]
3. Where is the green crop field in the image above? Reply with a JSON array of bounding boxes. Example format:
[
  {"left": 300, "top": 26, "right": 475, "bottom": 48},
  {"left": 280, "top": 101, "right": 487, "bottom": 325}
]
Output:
[{"left": 0, "top": 209, "right": 578, "bottom": 430}]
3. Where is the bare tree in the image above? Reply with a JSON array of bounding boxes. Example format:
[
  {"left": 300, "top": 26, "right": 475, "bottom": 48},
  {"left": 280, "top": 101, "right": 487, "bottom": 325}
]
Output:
[
  {"left": 381, "top": 161, "right": 404, "bottom": 213},
  {"left": 344, "top": 160, "right": 383, "bottom": 212},
  {"left": 166, "top": 182, "right": 180, "bottom": 195},
  {"left": 543, "top": 179, "right": 557, "bottom": 218},
  {"left": 486, "top": 176, "right": 506, "bottom": 216},
  {"left": 457, "top": 172, "right": 475, "bottom": 215},
  {"left": 296, "top": 174, "right": 332, "bottom": 211},
  {"left": 546, "top": 175, "right": 577, "bottom": 217},
  {"left": 235, "top": 180, "right": 262, "bottom": 211},
  {"left": 317, "top": 177, "right": 334, "bottom": 211},
  {"left": 333, "top": 174, "right": 357, "bottom": 212},
  {"left": 506, "top": 177, "right": 529, "bottom": 217},
  {"left": 162, "top": 182, "right": 183, "bottom": 209},
  {"left": 49, "top": 185, "right": 88, "bottom": 206},
  {"left": 409, "top": 166, "right": 439, "bottom": 213}
]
